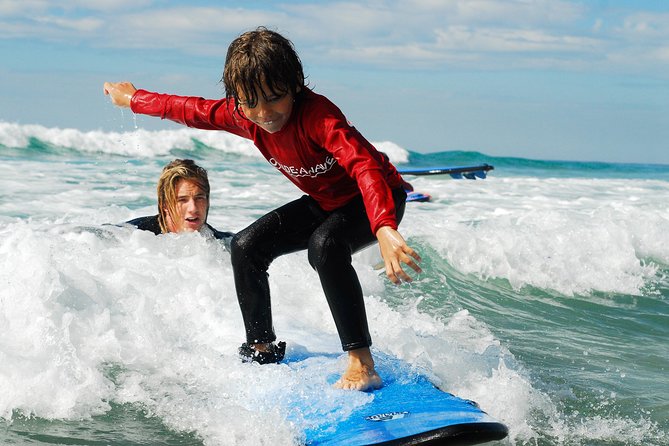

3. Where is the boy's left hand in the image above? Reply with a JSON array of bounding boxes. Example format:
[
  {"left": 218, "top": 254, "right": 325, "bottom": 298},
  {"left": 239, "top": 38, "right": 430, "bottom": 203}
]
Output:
[
  {"left": 103, "top": 81, "right": 137, "bottom": 108},
  {"left": 376, "top": 226, "right": 422, "bottom": 284}
]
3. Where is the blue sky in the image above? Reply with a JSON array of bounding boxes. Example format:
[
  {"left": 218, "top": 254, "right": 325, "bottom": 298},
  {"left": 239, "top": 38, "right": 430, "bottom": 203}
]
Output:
[{"left": 1, "top": 0, "right": 668, "bottom": 164}]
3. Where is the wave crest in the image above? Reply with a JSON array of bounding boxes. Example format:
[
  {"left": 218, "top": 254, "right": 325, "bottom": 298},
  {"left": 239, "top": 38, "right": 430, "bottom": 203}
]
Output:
[{"left": 0, "top": 121, "right": 410, "bottom": 163}]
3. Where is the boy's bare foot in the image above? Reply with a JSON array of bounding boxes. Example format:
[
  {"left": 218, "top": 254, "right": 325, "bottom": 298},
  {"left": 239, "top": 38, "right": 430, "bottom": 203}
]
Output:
[{"left": 334, "top": 347, "right": 383, "bottom": 391}]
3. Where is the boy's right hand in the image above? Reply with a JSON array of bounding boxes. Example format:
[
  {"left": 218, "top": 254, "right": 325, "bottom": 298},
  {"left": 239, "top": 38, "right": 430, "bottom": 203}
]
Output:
[
  {"left": 103, "top": 81, "right": 137, "bottom": 108},
  {"left": 376, "top": 226, "right": 422, "bottom": 284}
]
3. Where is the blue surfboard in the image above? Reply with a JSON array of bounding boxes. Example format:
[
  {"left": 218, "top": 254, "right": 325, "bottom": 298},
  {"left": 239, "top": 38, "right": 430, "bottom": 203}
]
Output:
[
  {"left": 401, "top": 164, "right": 494, "bottom": 203},
  {"left": 405, "top": 191, "right": 432, "bottom": 203},
  {"left": 398, "top": 163, "right": 494, "bottom": 179},
  {"left": 289, "top": 352, "right": 508, "bottom": 446}
]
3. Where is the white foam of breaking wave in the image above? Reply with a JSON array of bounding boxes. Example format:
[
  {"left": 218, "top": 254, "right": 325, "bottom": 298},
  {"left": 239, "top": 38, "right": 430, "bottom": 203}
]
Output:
[
  {"left": 0, "top": 121, "right": 410, "bottom": 164},
  {"left": 401, "top": 176, "right": 669, "bottom": 296}
]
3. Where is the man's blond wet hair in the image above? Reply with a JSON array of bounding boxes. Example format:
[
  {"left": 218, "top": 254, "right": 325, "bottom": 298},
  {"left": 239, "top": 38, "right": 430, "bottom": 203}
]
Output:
[{"left": 157, "top": 159, "right": 210, "bottom": 233}]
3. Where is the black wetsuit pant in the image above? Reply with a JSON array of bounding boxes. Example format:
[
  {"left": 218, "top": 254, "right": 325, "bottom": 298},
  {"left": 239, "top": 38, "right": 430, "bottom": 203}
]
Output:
[{"left": 230, "top": 187, "right": 407, "bottom": 351}]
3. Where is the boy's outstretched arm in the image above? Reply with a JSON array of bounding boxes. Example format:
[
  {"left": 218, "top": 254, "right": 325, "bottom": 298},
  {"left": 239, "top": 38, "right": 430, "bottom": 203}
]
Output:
[
  {"left": 103, "top": 81, "right": 137, "bottom": 108},
  {"left": 376, "top": 226, "right": 422, "bottom": 284}
]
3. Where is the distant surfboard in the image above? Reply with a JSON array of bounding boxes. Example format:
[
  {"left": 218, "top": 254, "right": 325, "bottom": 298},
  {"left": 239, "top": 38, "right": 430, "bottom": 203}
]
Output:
[
  {"left": 399, "top": 163, "right": 494, "bottom": 180},
  {"left": 401, "top": 164, "right": 494, "bottom": 203},
  {"left": 290, "top": 352, "right": 508, "bottom": 446},
  {"left": 405, "top": 191, "right": 432, "bottom": 203}
]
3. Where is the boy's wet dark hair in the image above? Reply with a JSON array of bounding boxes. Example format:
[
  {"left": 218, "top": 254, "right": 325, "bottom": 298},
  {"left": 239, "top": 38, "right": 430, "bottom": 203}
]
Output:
[{"left": 222, "top": 27, "right": 306, "bottom": 112}]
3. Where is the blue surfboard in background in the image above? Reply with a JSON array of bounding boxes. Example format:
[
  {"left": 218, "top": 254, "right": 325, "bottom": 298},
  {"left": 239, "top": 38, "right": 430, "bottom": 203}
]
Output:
[
  {"left": 400, "top": 164, "right": 494, "bottom": 203},
  {"left": 293, "top": 352, "right": 508, "bottom": 446},
  {"left": 399, "top": 163, "right": 494, "bottom": 179}
]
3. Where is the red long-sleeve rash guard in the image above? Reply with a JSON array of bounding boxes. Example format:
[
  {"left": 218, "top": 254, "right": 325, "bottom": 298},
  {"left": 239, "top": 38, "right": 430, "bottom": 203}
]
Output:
[{"left": 131, "top": 88, "right": 405, "bottom": 234}]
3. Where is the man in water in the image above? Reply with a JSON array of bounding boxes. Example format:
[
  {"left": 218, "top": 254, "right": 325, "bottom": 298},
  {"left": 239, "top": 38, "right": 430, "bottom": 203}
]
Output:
[{"left": 127, "top": 159, "right": 233, "bottom": 244}]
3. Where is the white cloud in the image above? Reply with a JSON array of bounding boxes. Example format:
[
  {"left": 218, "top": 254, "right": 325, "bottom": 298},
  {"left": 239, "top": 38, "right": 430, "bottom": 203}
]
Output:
[
  {"left": 98, "top": 7, "right": 281, "bottom": 56},
  {"left": 460, "top": 0, "right": 582, "bottom": 23},
  {"left": 70, "top": 0, "right": 153, "bottom": 12},
  {"left": 391, "top": 0, "right": 583, "bottom": 26},
  {"left": 33, "top": 15, "right": 103, "bottom": 33},
  {"left": 435, "top": 26, "right": 602, "bottom": 53},
  {"left": 593, "top": 18, "right": 603, "bottom": 33},
  {"left": 654, "top": 46, "right": 669, "bottom": 62},
  {"left": 1, "top": 0, "right": 668, "bottom": 74},
  {"left": 0, "top": 0, "right": 148, "bottom": 16},
  {"left": 282, "top": 2, "right": 394, "bottom": 38},
  {"left": 619, "top": 12, "right": 669, "bottom": 39},
  {"left": 0, "top": 0, "right": 50, "bottom": 16}
]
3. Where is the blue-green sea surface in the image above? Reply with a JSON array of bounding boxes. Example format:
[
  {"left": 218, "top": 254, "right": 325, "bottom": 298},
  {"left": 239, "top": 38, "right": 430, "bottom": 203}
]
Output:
[{"left": 1, "top": 122, "right": 667, "bottom": 445}]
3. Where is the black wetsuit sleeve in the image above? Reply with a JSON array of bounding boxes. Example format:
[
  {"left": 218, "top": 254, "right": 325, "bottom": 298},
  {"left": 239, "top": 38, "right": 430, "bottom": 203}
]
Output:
[
  {"left": 208, "top": 224, "right": 235, "bottom": 251},
  {"left": 125, "top": 217, "right": 233, "bottom": 249},
  {"left": 126, "top": 215, "right": 162, "bottom": 235}
]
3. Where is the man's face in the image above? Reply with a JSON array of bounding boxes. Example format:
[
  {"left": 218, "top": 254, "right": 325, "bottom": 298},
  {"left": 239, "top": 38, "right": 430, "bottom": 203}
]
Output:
[{"left": 165, "top": 179, "right": 209, "bottom": 233}]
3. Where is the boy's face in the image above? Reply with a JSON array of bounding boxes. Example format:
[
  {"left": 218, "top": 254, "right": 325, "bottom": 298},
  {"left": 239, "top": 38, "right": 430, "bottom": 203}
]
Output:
[
  {"left": 165, "top": 179, "right": 209, "bottom": 233},
  {"left": 237, "top": 81, "right": 296, "bottom": 134}
]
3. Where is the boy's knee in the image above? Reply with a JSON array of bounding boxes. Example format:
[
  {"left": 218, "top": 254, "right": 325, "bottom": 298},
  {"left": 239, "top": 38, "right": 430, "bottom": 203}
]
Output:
[
  {"left": 230, "top": 231, "right": 254, "bottom": 260},
  {"left": 230, "top": 229, "right": 275, "bottom": 273},
  {"left": 308, "top": 232, "right": 349, "bottom": 270},
  {"left": 307, "top": 232, "right": 330, "bottom": 270}
]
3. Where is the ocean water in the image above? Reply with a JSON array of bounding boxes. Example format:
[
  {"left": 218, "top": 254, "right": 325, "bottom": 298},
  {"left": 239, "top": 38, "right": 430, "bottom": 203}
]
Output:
[{"left": 1, "top": 121, "right": 667, "bottom": 446}]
